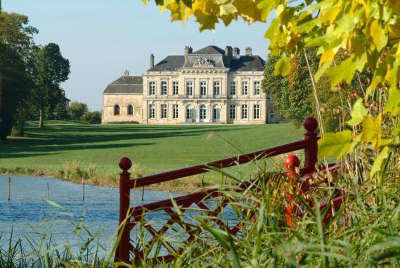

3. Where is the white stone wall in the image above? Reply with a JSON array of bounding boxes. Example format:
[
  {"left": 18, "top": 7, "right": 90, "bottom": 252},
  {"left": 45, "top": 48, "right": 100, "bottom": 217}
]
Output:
[{"left": 102, "top": 94, "right": 143, "bottom": 123}]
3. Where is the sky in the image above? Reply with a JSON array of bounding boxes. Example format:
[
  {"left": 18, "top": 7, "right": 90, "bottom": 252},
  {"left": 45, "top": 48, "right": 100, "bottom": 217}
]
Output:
[{"left": 4, "top": 0, "right": 270, "bottom": 110}]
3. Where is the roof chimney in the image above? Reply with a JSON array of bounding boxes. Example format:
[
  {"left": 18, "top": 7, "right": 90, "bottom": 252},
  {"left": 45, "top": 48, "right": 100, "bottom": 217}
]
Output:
[
  {"left": 233, "top": 47, "right": 240, "bottom": 58},
  {"left": 184, "top": 46, "right": 193, "bottom": 56},
  {"left": 150, "top": 53, "right": 154, "bottom": 69},
  {"left": 245, "top": 47, "right": 252, "bottom": 56},
  {"left": 225, "top": 46, "right": 233, "bottom": 65}
]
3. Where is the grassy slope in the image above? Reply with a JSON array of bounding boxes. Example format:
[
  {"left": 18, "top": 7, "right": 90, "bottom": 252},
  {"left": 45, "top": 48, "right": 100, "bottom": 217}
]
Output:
[{"left": 0, "top": 121, "right": 302, "bottom": 188}]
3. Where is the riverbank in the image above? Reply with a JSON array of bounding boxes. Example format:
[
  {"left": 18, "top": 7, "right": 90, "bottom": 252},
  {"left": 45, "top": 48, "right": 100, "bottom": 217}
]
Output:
[{"left": 0, "top": 120, "right": 302, "bottom": 191}]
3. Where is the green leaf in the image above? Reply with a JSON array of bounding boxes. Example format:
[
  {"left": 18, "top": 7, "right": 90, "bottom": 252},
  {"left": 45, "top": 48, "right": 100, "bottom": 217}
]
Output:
[
  {"left": 347, "top": 98, "right": 368, "bottom": 126},
  {"left": 257, "top": 0, "right": 278, "bottom": 21},
  {"left": 384, "top": 87, "right": 400, "bottom": 116},
  {"left": 318, "top": 130, "right": 353, "bottom": 159},
  {"left": 326, "top": 53, "right": 367, "bottom": 88},
  {"left": 274, "top": 53, "right": 290, "bottom": 76},
  {"left": 370, "top": 146, "right": 389, "bottom": 178}
]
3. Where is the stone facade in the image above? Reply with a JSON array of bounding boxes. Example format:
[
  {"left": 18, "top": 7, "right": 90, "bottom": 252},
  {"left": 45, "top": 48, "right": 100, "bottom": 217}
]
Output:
[{"left": 102, "top": 45, "right": 277, "bottom": 124}]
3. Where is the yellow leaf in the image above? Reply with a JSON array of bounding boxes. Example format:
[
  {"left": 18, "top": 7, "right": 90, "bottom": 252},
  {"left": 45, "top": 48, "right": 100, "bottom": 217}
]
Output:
[
  {"left": 319, "top": 49, "right": 334, "bottom": 66},
  {"left": 370, "top": 146, "right": 390, "bottom": 179},
  {"left": 274, "top": 54, "right": 290, "bottom": 76},
  {"left": 368, "top": 20, "right": 388, "bottom": 51},
  {"left": 361, "top": 114, "right": 382, "bottom": 150},
  {"left": 384, "top": 87, "right": 400, "bottom": 116}
]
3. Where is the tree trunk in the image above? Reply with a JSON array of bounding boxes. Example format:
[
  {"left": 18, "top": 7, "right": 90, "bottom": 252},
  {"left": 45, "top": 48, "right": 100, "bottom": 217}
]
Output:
[{"left": 39, "top": 107, "right": 44, "bottom": 128}]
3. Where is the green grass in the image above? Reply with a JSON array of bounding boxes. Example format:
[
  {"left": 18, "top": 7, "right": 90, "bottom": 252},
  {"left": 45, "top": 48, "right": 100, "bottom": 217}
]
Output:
[{"left": 0, "top": 121, "right": 302, "bottom": 188}]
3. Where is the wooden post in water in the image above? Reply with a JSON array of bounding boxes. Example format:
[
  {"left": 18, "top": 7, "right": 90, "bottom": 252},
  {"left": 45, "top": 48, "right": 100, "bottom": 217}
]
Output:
[
  {"left": 47, "top": 182, "right": 50, "bottom": 199},
  {"left": 141, "top": 186, "right": 144, "bottom": 201},
  {"left": 8, "top": 176, "right": 11, "bottom": 201},
  {"left": 82, "top": 177, "right": 85, "bottom": 201}
]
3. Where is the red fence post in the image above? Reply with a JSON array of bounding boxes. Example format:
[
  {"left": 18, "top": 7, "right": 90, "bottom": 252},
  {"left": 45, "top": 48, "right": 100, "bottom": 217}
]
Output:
[
  {"left": 284, "top": 154, "right": 300, "bottom": 228},
  {"left": 117, "top": 157, "right": 132, "bottom": 263},
  {"left": 303, "top": 117, "right": 318, "bottom": 174}
]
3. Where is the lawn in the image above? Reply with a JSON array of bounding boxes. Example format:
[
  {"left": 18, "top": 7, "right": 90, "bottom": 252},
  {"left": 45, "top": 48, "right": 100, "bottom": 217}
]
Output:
[{"left": 0, "top": 121, "right": 303, "bottom": 189}]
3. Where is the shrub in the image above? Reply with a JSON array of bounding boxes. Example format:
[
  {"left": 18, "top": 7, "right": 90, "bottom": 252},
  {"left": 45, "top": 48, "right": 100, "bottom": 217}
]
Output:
[{"left": 81, "top": 111, "right": 101, "bottom": 124}]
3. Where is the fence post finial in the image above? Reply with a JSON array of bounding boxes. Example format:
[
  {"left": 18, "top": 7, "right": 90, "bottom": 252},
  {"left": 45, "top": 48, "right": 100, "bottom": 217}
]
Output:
[
  {"left": 116, "top": 157, "right": 132, "bottom": 263},
  {"left": 303, "top": 117, "right": 318, "bottom": 174}
]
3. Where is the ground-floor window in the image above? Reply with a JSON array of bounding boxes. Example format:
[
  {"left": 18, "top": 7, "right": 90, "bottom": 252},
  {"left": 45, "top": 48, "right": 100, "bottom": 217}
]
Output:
[
  {"left": 253, "top": 104, "right": 260, "bottom": 119},
  {"left": 241, "top": 104, "right": 248, "bottom": 119},
  {"left": 213, "top": 105, "right": 220, "bottom": 122},
  {"left": 160, "top": 104, "right": 167, "bottom": 119},
  {"left": 199, "top": 105, "right": 207, "bottom": 120},
  {"left": 128, "top": 105, "right": 134, "bottom": 115},
  {"left": 149, "top": 104, "right": 155, "bottom": 119},
  {"left": 229, "top": 104, "right": 236, "bottom": 119},
  {"left": 173, "top": 104, "right": 179, "bottom": 119},
  {"left": 114, "top": 105, "right": 120, "bottom": 115},
  {"left": 186, "top": 106, "right": 193, "bottom": 120}
]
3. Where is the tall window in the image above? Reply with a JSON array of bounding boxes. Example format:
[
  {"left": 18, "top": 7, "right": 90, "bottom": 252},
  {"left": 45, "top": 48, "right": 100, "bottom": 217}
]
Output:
[
  {"left": 127, "top": 105, "right": 134, "bottom": 115},
  {"left": 186, "top": 105, "right": 193, "bottom": 120},
  {"left": 114, "top": 105, "right": 120, "bottom": 115},
  {"left": 230, "top": 81, "right": 236, "bottom": 96},
  {"left": 186, "top": 81, "right": 193, "bottom": 96},
  {"left": 173, "top": 81, "right": 179, "bottom": 95},
  {"left": 229, "top": 104, "right": 236, "bottom": 119},
  {"left": 241, "top": 104, "right": 248, "bottom": 119},
  {"left": 254, "top": 81, "right": 260, "bottom": 95},
  {"left": 241, "top": 81, "right": 248, "bottom": 95},
  {"left": 173, "top": 104, "right": 179, "bottom": 119},
  {"left": 149, "top": 104, "right": 155, "bottom": 119},
  {"left": 213, "top": 105, "right": 220, "bottom": 122},
  {"left": 149, "top": 81, "right": 156, "bottom": 95},
  {"left": 213, "top": 81, "right": 220, "bottom": 96},
  {"left": 161, "top": 81, "right": 167, "bottom": 95},
  {"left": 200, "top": 81, "right": 207, "bottom": 96},
  {"left": 160, "top": 104, "right": 167, "bottom": 119},
  {"left": 199, "top": 105, "right": 207, "bottom": 120},
  {"left": 253, "top": 104, "right": 260, "bottom": 119}
]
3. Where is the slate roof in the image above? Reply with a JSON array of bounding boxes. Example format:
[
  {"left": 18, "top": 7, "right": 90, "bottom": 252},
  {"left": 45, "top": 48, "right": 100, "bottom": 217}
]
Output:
[
  {"left": 230, "top": 55, "right": 266, "bottom": 72},
  {"left": 148, "top": 45, "right": 265, "bottom": 72},
  {"left": 103, "top": 75, "right": 143, "bottom": 94},
  {"left": 148, "top": 55, "right": 185, "bottom": 71},
  {"left": 192, "top": 45, "right": 225, "bottom": 55}
]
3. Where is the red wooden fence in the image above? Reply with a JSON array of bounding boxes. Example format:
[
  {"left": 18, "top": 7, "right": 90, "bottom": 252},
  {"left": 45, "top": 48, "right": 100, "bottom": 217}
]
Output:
[{"left": 114, "top": 117, "right": 333, "bottom": 263}]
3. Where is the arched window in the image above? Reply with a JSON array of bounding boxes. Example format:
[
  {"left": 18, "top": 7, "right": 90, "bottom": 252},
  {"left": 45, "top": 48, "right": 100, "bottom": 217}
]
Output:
[
  {"left": 199, "top": 105, "right": 207, "bottom": 121},
  {"left": 213, "top": 105, "right": 220, "bottom": 122},
  {"left": 127, "top": 105, "right": 134, "bottom": 115},
  {"left": 114, "top": 105, "right": 120, "bottom": 116}
]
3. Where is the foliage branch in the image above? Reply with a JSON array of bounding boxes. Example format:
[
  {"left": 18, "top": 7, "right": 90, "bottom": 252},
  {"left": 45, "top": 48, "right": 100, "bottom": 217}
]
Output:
[{"left": 145, "top": 0, "right": 400, "bottom": 180}]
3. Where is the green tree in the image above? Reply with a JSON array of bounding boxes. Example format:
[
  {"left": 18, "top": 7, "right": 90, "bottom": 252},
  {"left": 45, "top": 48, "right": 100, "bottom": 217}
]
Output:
[
  {"left": 0, "top": 12, "right": 36, "bottom": 140},
  {"left": 32, "top": 43, "right": 70, "bottom": 128},
  {"left": 81, "top": 111, "right": 101, "bottom": 124},
  {"left": 68, "top": 101, "right": 88, "bottom": 120}
]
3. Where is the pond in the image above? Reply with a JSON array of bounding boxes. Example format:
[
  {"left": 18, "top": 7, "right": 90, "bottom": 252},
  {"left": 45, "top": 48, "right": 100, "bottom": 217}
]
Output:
[{"left": 0, "top": 176, "right": 179, "bottom": 256}]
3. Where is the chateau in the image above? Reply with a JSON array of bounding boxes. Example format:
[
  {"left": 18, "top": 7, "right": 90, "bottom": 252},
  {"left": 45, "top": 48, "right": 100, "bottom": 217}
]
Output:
[{"left": 102, "top": 45, "right": 277, "bottom": 124}]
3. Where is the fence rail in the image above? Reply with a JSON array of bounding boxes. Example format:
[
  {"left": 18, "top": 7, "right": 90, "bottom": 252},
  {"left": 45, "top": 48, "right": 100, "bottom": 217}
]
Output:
[{"left": 115, "top": 117, "right": 322, "bottom": 264}]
